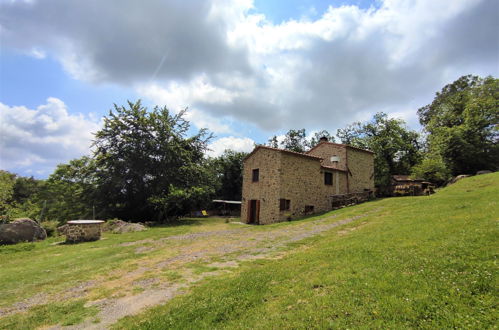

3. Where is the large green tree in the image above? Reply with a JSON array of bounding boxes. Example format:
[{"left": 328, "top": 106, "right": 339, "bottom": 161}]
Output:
[
  {"left": 337, "top": 112, "right": 421, "bottom": 193},
  {"left": 211, "top": 150, "right": 247, "bottom": 201},
  {"left": 417, "top": 75, "right": 499, "bottom": 176},
  {"left": 92, "top": 100, "right": 214, "bottom": 222},
  {"left": 35, "top": 156, "right": 97, "bottom": 223},
  {"left": 0, "top": 170, "right": 42, "bottom": 221},
  {"left": 267, "top": 129, "right": 335, "bottom": 152}
]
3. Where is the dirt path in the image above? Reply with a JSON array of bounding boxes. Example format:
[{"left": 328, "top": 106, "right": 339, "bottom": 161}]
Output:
[{"left": 3, "top": 211, "right": 378, "bottom": 329}]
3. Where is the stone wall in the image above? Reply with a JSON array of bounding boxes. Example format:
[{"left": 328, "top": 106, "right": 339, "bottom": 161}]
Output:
[
  {"left": 66, "top": 223, "right": 102, "bottom": 243},
  {"left": 241, "top": 143, "right": 374, "bottom": 225},
  {"left": 346, "top": 148, "right": 375, "bottom": 193},
  {"left": 278, "top": 153, "right": 347, "bottom": 222},
  {"left": 307, "top": 142, "right": 348, "bottom": 171},
  {"left": 241, "top": 148, "right": 282, "bottom": 224}
]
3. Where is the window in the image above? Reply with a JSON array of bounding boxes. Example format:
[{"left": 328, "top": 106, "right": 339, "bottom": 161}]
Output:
[
  {"left": 304, "top": 205, "right": 314, "bottom": 214},
  {"left": 252, "top": 169, "right": 259, "bottom": 182},
  {"left": 324, "top": 172, "right": 333, "bottom": 185},
  {"left": 279, "top": 199, "right": 290, "bottom": 211}
]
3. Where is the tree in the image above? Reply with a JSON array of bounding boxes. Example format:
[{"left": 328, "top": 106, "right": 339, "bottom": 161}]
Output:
[
  {"left": 267, "top": 135, "right": 279, "bottom": 148},
  {"left": 308, "top": 130, "right": 335, "bottom": 147},
  {"left": 337, "top": 112, "right": 421, "bottom": 193},
  {"left": 268, "top": 128, "right": 334, "bottom": 152},
  {"left": 0, "top": 170, "right": 42, "bottom": 221},
  {"left": 417, "top": 75, "right": 499, "bottom": 176},
  {"left": 92, "top": 100, "right": 214, "bottom": 222},
  {"left": 35, "top": 156, "right": 98, "bottom": 223},
  {"left": 411, "top": 154, "right": 450, "bottom": 186},
  {"left": 280, "top": 129, "right": 308, "bottom": 152},
  {"left": 211, "top": 150, "right": 247, "bottom": 201},
  {"left": 0, "top": 170, "right": 16, "bottom": 218}
]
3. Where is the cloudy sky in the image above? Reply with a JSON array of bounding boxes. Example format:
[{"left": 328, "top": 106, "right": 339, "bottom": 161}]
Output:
[{"left": 1, "top": 0, "right": 498, "bottom": 178}]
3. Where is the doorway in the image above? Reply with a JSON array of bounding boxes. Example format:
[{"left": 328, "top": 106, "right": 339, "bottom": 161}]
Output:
[{"left": 248, "top": 199, "right": 260, "bottom": 224}]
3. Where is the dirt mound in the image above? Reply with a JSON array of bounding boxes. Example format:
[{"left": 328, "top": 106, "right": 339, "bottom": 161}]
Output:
[{"left": 103, "top": 220, "right": 147, "bottom": 234}]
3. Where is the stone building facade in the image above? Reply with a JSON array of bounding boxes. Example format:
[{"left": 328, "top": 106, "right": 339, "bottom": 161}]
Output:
[{"left": 241, "top": 141, "right": 374, "bottom": 224}]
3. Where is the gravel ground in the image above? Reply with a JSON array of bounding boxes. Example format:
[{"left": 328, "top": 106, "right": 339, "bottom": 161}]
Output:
[{"left": 2, "top": 210, "right": 379, "bottom": 329}]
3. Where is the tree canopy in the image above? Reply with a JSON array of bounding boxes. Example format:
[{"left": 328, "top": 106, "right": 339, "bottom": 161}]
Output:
[
  {"left": 268, "top": 129, "right": 334, "bottom": 152},
  {"left": 338, "top": 112, "right": 421, "bottom": 193},
  {"left": 1, "top": 75, "right": 497, "bottom": 223},
  {"left": 92, "top": 100, "right": 214, "bottom": 222},
  {"left": 417, "top": 75, "right": 499, "bottom": 176},
  {"left": 210, "top": 150, "right": 247, "bottom": 201}
]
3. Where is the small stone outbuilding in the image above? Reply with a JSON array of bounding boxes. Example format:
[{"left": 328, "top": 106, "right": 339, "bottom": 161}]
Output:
[
  {"left": 241, "top": 139, "right": 375, "bottom": 224},
  {"left": 390, "top": 175, "right": 434, "bottom": 196}
]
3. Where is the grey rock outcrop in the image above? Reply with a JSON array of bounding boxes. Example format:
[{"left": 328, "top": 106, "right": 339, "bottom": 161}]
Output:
[{"left": 0, "top": 218, "right": 47, "bottom": 244}]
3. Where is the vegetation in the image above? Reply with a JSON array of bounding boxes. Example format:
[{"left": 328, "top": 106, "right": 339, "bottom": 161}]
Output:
[
  {"left": 337, "top": 112, "right": 421, "bottom": 193},
  {"left": 210, "top": 150, "right": 247, "bottom": 201},
  {"left": 1, "top": 74, "right": 497, "bottom": 222},
  {"left": 416, "top": 75, "right": 499, "bottom": 179},
  {"left": 112, "top": 173, "right": 498, "bottom": 329},
  {"left": 92, "top": 101, "right": 215, "bottom": 222},
  {"left": 1, "top": 173, "right": 495, "bottom": 328}
]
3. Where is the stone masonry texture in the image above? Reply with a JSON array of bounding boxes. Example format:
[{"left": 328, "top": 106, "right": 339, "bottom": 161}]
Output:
[
  {"left": 66, "top": 223, "right": 102, "bottom": 243},
  {"left": 242, "top": 142, "right": 374, "bottom": 224}
]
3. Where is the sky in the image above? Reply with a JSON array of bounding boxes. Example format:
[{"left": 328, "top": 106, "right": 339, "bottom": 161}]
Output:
[{"left": 0, "top": 0, "right": 498, "bottom": 178}]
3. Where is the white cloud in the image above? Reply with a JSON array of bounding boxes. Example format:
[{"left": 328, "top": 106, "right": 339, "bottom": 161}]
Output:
[
  {"left": 1, "top": 0, "right": 497, "bottom": 136},
  {"left": 136, "top": 0, "right": 498, "bottom": 132},
  {"left": 137, "top": 81, "right": 234, "bottom": 134},
  {"left": 206, "top": 136, "right": 255, "bottom": 157},
  {"left": 0, "top": 98, "right": 101, "bottom": 176}
]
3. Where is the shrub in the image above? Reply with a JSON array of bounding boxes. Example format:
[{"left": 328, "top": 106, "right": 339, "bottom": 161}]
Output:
[{"left": 41, "top": 220, "right": 60, "bottom": 237}]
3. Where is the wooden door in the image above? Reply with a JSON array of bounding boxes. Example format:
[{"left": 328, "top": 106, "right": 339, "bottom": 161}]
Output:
[{"left": 248, "top": 200, "right": 260, "bottom": 224}]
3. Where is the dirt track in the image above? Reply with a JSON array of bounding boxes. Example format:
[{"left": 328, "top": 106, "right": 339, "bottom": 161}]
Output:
[{"left": 3, "top": 211, "right": 376, "bottom": 329}]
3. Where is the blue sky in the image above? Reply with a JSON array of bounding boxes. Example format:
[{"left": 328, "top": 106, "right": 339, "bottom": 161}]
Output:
[{"left": 1, "top": 0, "right": 498, "bottom": 178}]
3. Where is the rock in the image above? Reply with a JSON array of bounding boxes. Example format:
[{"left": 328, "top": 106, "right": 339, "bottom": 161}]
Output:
[
  {"left": 446, "top": 174, "right": 470, "bottom": 186},
  {"left": 476, "top": 170, "right": 492, "bottom": 175},
  {"left": 102, "top": 219, "right": 146, "bottom": 234},
  {"left": 0, "top": 218, "right": 47, "bottom": 244},
  {"left": 57, "top": 224, "right": 69, "bottom": 236}
]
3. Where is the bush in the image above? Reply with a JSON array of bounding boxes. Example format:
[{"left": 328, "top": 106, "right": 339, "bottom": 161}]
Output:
[
  {"left": 41, "top": 220, "right": 59, "bottom": 237},
  {"left": 412, "top": 155, "right": 451, "bottom": 186}
]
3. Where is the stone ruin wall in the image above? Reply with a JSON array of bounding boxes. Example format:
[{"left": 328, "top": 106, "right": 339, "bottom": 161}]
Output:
[
  {"left": 66, "top": 223, "right": 102, "bottom": 243},
  {"left": 346, "top": 148, "right": 375, "bottom": 193}
]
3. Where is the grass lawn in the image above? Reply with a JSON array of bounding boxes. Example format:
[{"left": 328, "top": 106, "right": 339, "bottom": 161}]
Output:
[
  {"left": 113, "top": 173, "right": 498, "bottom": 329},
  {"left": 0, "top": 173, "right": 497, "bottom": 329},
  {"left": 0, "top": 217, "right": 237, "bottom": 329}
]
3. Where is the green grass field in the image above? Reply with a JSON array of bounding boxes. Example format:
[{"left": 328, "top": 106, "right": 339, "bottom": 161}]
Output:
[
  {"left": 114, "top": 173, "right": 498, "bottom": 329},
  {"left": 1, "top": 173, "right": 497, "bottom": 329}
]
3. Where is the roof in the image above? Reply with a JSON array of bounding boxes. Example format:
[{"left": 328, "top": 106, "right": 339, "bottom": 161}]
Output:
[
  {"left": 320, "top": 164, "right": 348, "bottom": 172},
  {"left": 391, "top": 175, "right": 424, "bottom": 182},
  {"left": 212, "top": 200, "right": 242, "bottom": 205},
  {"left": 306, "top": 141, "right": 375, "bottom": 154},
  {"left": 243, "top": 145, "right": 323, "bottom": 162}
]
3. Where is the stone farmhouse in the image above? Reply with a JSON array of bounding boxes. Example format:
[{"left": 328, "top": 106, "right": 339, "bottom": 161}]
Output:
[{"left": 241, "top": 138, "right": 375, "bottom": 224}]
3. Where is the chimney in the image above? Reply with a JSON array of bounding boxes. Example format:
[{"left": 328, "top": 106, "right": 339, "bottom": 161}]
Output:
[{"left": 319, "top": 136, "right": 328, "bottom": 143}]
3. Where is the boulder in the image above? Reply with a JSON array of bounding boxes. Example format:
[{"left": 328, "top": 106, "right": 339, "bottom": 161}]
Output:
[
  {"left": 446, "top": 174, "right": 470, "bottom": 186},
  {"left": 476, "top": 170, "right": 492, "bottom": 175},
  {"left": 0, "top": 218, "right": 47, "bottom": 245},
  {"left": 102, "top": 219, "right": 146, "bottom": 234}
]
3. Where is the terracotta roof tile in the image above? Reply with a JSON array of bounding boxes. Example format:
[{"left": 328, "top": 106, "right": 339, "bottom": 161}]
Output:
[
  {"left": 243, "top": 145, "right": 323, "bottom": 162},
  {"left": 307, "top": 141, "right": 374, "bottom": 154}
]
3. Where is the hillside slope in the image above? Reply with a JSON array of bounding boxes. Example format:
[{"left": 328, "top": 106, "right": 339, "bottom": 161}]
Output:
[{"left": 115, "top": 173, "right": 498, "bottom": 329}]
